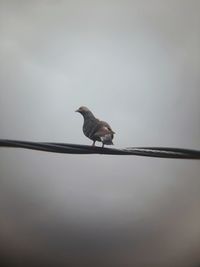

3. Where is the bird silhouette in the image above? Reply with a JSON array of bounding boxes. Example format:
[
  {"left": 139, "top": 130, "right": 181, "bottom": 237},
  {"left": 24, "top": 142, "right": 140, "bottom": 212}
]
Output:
[{"left": 76, "top": 106, "right": 115, "bottom": 147}]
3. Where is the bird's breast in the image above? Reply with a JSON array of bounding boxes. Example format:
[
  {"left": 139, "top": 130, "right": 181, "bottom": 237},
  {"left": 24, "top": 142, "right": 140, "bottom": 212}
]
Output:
[{"left": 83, "top": 120, "right": 98, "bottom": 140}]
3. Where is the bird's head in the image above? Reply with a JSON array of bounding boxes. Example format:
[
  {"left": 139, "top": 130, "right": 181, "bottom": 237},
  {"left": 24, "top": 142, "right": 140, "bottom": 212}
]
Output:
[{"left": 75, "top": 106, "right": 91, "bottom": 115}]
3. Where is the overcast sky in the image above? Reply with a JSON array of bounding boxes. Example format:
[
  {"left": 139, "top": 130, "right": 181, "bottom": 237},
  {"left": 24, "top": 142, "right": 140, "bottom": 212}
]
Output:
[{"left": 0, "top": 1, "right": 200, "bottom": 266}]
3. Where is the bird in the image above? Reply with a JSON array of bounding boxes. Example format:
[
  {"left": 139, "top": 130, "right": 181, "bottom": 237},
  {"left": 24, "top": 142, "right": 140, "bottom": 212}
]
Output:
[{"left": 75, "top": 106, "right": 115, "bottom": 147}]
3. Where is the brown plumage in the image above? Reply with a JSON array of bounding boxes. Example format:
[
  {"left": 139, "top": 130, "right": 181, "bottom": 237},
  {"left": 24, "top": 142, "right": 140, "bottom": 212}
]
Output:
[{"left": 75, "top": 106, "right": 115, "bottom": 147}]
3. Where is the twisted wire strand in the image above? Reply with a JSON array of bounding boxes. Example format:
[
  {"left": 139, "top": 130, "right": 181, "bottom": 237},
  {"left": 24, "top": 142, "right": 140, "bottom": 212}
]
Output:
[{"left": 0, "top": 139, "right": 200, "bottom": 159}]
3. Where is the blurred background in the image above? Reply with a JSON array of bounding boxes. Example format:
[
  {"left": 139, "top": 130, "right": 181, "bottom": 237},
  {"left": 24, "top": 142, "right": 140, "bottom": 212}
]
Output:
[{"left": 0, "top": 0, "right": 200, "bottom": 266}]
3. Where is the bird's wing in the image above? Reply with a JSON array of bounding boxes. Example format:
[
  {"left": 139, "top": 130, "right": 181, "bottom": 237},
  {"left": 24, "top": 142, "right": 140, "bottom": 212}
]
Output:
[
  {"left": 99, "top": 121, "right": 115, "bottom": 134},
  {"left": 94, "top": 126, "right": 112, "bottom": 138}
]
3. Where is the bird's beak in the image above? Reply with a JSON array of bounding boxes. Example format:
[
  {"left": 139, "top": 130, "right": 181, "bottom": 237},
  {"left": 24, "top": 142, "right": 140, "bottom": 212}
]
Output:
[{"left": 75, "top": 109, "right": 79, "bottom": 112}]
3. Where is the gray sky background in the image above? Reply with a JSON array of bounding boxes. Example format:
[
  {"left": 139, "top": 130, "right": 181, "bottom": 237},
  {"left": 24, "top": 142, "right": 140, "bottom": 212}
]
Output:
[{"left": 0, "top": 1, "right": 200, "bottom": 266}]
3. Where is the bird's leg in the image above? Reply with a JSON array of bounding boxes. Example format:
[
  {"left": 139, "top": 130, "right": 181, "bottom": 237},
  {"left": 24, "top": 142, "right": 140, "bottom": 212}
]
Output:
[{"left": 92, "top": 141, "right": 96, "bottom": 146}]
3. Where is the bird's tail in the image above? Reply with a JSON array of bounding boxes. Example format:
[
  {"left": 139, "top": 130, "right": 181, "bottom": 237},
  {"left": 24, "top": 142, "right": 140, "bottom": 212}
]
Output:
[{"left": 100, "top": 134, "right": 113, "bottom": 145}]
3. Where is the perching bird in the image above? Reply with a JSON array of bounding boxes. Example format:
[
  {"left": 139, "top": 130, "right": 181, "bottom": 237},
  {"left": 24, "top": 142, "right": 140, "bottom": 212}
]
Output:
[{"left": 76, "top": 106, "right": 115, "bottom": 147}]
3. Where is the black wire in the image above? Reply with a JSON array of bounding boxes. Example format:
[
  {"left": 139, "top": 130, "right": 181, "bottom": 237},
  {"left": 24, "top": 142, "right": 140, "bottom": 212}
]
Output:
[{"left": 0, "top": 139, "right": 200, "bottom": 159}]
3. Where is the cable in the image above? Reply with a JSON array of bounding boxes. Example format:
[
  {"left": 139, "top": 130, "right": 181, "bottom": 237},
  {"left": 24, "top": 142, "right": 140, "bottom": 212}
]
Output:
[{"left": 0, "top": 139, "right": 200, "bottom": 159}]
